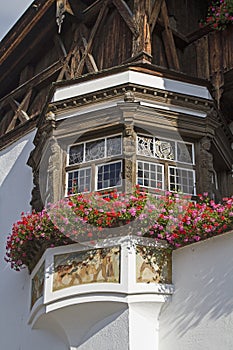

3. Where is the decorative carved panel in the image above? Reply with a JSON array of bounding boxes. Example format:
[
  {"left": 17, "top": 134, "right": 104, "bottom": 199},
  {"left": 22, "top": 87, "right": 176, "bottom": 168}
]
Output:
[
  {"left": 53, "top": 246, "right": 120, "bottom": 291},
  {"left": 31, "top": 262, "right": 45, "bottom": 308},
  {"left": 136, "top": 245, "right": 171, "bottom": 284}
]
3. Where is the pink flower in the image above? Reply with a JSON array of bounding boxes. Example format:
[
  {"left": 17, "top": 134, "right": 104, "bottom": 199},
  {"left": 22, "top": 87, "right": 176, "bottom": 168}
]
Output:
[{"left": 129, "top": 208, "right": 137, "bottom": 216}]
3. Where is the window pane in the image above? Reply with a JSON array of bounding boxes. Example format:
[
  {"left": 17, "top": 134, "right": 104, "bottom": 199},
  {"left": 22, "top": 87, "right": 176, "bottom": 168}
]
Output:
[
  {"left": 97, "top": 161, "right": 122, "bottom": 190},
  {"left": 107, "top": 136, "right": 122, "bottom": 157},
  {"left": 85, "top": 139, "right": 105, "bottom": 161},
  {"left": 169, "top": 167, "right": 195, "bottom": 195},
  {"left": 69, "top": 144, "right": 84, "bottom": 165},
  {"left": 137, "top": 161, "right": 164, "bottom": 189},
  {"left": 137, "top": 135, "right": 154, "bottom": 157},
  {"left": 154, "top": 139, "right": 175, "bottom": 160},
  {"left": 137, "top": 134, "right": 195, "bottom": 165},
  {"left": 67, "top": 168, "right": 91, "bottom": 195},
  {"left": 177, "top": 142, "right": 193, "bottom": 164}
]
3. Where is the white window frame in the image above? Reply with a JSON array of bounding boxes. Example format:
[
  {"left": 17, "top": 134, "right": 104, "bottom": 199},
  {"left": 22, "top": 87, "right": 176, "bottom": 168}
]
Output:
[
  {"left": 66, "top": 134, "right": 122, "bottom": 195},
  {"left": 96, "top": 160, "right": 122, "bottom": 191},
  {"left": 168, "top": 166, "right": 196, "bottom": 195},
  {"left": 66, "top": 166, "right": 92, "bottom": 195},
  {"left": 137, "top": 160, "right": 165, "bottom": 190},
  {"left": 137, "top": 133, "right": 195, "bottom": 165},
  {"left": 67, "top": 134, "right": 122, "bottom": 166}
]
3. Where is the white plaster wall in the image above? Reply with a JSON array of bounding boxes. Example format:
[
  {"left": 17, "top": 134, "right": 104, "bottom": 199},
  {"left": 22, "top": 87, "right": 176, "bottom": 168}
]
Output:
[
  {"left": 159, "top": 231, "right": 233, "bottom": 350},
  {"left": 78, "top": 309, "right": 129, "bottom": 350},
  {"left": 0, "top": 131, "right": 68, "bottom": 350}
]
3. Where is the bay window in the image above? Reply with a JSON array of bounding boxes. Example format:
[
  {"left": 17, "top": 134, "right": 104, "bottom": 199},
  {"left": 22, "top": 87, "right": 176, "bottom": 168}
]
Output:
[
  {"left": 137, "top": 134, "right": 196, "bottom": 195},
  {"left": 66, "top": 135, "right": 122, "bottom": 195},
  {"left": 66, "top": 132, "right": 196, "bottom": 196}
]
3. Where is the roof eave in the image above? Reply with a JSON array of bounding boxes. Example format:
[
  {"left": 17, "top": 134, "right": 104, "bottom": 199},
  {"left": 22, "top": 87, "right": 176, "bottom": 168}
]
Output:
[{"left": 0, "top": 0, "right": 55, "bottom": 66}]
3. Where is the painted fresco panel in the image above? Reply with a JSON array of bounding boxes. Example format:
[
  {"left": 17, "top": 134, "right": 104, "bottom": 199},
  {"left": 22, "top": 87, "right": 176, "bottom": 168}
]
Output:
[
  {"left": 136, "top": 245, "right": 172, "bottom": 284},
  {"left": 53, "top": 246, "right": 120, "bottom": 291},
  {"left": 31, "top": 262, "right": 45, "bottom": 308}
]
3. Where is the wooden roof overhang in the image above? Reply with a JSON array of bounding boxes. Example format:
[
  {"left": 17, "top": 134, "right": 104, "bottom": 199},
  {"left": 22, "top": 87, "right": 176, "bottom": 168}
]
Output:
[
  {"left": 0, "top": 0, "right": 100, "bottom": 98},
  {"left": 0, "top": 0, "right": 96, "bottom": 63},
  {"left": 0, "top": 0, "right": 56, "bottom": 98},
  {"left": 0, "top": 0, "right": 213, "bottom": 96}
]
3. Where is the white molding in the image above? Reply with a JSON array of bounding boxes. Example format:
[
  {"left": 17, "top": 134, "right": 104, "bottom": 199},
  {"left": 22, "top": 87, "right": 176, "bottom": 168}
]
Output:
[
  {"left": 55, "top": 99, "right": 122, "bottom": 121},
  {"left": 55, "top": 98, "right": 207, "bottom": 121},
  {"left": 53, "top": 70, "right": 212, "bottom": 103},
  {"left": 139, "top": 101, "right": 207, "bottom": 118}
]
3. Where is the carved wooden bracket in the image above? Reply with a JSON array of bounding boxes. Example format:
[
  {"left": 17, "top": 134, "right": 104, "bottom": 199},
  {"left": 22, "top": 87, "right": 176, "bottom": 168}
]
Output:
[{"left": 56, "top": 0, "right": 74, "bottom": 33}]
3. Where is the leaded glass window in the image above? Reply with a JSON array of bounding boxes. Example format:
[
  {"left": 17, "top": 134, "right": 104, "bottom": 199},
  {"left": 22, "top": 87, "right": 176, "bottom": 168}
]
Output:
[
  {"left": 137, "top": 135, "right": 154, "bottom": 157},
  {"left": 69, "top": 144, "right": 84, "bottom": 165},
  {"left": 177, "top": 142, "right": 194, "bottom": 164},
  {"left": 154, "top": 139, "right": 175, "bottom": 160},
  {"left": 66, "top": 135, "right": 122, "bottom": 195},
  {"left": 68, "top": 135, "right": 122, "bottom": 165},
  {"left": 107, "top": 136, "right": 122, "bottom": 157},
  {"left": 85, "top": 139, "right": 105, "bottom": 161},
  {"left": 136, "top": 134, "right": 195, "bottom": 195},
  {"left": 137, "top": 134, "right": 194, "bottom": 164},
  {"left": 97, "top": 161, "right": 122, "bottom": 190}
]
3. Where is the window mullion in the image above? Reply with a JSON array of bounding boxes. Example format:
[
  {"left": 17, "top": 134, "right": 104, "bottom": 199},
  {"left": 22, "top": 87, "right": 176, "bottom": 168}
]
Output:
[
  {"left": 92, "top": 163, "right": 96, "bottom": 191},
  {"left": 105, "top": 137, "right": 107, "bottom": 158},
  {"left": 83, "top": 142, "right": 86, "bottom": 162}
]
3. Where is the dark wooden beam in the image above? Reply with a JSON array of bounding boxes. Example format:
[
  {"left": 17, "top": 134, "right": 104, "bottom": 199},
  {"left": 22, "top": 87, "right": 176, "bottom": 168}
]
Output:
[
  {"left": 112, "top": 0, "right": 138, "bottom": 37},
  {"left": 0, "top": 17, "right": 56, "bottom": 89},
  {"left": 149, "top": 0, "right": 163, "bottom": 33},
  {"left": 160, "top": 1, "right": 180, "bottom": 70},
  {"left": 132, "top": 0, "right": 152, "bottom": 61},
  {"left": 0, "top": 0, "right": 54, "bottom": 65},
  {"left": 6, "top": 90, "right": 32, "bottom": 133},
  {"left": 76, "top": 0, "right": 109, "bottom": 75},
  {"left": 0, "top": 60, "right": 63, "bottom": 108}
]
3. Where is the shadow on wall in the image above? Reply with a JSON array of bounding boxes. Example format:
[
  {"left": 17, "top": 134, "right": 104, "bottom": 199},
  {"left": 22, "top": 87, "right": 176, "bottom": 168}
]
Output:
[
  {"left": 78, "top": 308, "right": 129, "bottom": 350},
  {"left": 159, "top": 231, "right": 233, "bottom": 338},
  {"left": 0, "top": 131, "right": 35, "bottom": 234}
]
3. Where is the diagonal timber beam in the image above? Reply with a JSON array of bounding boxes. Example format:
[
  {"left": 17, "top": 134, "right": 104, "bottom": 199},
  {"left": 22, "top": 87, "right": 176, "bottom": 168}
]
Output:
[
  {"left": 112, "top": 0, "right": 138, "bottom": 37},
  {"left": 70, "top": 49, "right": 81, "bottom": 78},
  {"left": 57, "top": 28, "right": 80, "bottom": 81},
  {"left": 6, "top": 90, "right": 32, "bottom": 133},
  {"left": 76, "top": 0, "right": 109, "bottom": 75},
  {"left": 149, "top": 0, "right": 164, "bottom": 33},
  {"left": 81, "top": 37, "right": 98, "bottom": 73},
  {"left": 160, "top": 1, "right": 180, "bottom": 70},
  {"left": 87, "top": 53, "right": 98, "bottom": 72},
  {"left": 9, "top": 99, "right": 30, "bottom": 122}
]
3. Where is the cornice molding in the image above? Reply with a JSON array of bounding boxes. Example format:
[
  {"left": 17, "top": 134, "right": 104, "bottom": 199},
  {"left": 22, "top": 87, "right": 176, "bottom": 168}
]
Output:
[{"left": 49, "top": 83, "right": 213, "bottom": 116}]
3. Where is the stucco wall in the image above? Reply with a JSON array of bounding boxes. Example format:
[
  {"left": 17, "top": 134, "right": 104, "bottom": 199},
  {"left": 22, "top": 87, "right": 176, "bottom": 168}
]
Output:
[
  {"left": 78, "top": 309, "right": 129, "bottom": 350},
  {"left": 0, "top": 131, "right": 68, "bottom": 350},
  {"left": 160, "top": 231, "right": 233, "bottom": 350}
]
